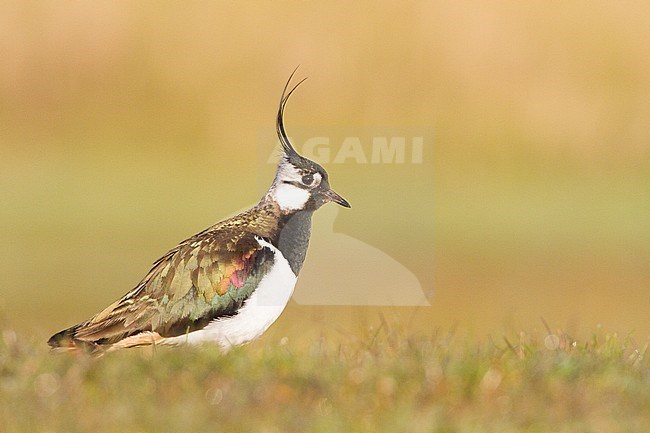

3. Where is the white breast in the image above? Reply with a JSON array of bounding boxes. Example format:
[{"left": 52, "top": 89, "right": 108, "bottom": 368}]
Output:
[{"left": 162, "top": 237, "right": 297, "bottom": 350}]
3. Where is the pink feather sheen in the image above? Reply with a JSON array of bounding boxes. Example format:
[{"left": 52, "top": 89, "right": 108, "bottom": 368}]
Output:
[
  {"left": 230, "top": 270, "right": 246, "bottom": 288},
  {"left": 229, "top": 246, "right": 263, "bottom": 288}
]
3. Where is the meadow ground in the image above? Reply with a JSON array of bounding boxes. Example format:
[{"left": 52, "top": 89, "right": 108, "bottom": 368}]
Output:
[{"left": 1, "top": 320, "right": 648, "bottom": 433}]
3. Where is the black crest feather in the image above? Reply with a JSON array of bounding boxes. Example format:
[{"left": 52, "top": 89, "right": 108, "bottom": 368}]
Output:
[{"left": 277, "top": 66, "right": 308, "bottom": 157}]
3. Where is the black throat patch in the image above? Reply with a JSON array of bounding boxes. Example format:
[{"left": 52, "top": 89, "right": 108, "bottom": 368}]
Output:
[{"left": 273, "top": 210, "right": 314, "bottom": 275}]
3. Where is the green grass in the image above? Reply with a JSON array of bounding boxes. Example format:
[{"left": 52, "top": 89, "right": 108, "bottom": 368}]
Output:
[{"left": 1, "top": 322, "right": 648, "bottom": 433}]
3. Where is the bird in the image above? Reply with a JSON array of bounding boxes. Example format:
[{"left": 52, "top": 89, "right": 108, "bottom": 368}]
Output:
[{"left": 47, "top": 71, "right": 350, "bottom": 354}]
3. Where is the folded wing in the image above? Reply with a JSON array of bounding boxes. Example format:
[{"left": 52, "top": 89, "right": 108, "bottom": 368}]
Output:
[{"left": 48, "top": 229, "right": 275, "bottom": 350}]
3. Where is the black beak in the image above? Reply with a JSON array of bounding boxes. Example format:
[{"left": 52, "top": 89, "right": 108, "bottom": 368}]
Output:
[{"left": 323, "top": 188, "right": 351, "bottom": 208}]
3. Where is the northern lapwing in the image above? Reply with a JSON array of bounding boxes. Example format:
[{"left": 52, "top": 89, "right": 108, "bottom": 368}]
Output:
[{"left": 47, "top": 72, "right": 350, "bottom": 354}]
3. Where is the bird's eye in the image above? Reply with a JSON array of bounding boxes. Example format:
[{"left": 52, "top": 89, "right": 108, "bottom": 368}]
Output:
[{"left": 301, "top": 174, "right": 314, "bottom": 186}]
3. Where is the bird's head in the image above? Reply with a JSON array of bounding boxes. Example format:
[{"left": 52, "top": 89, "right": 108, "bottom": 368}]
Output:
[{"left": 269, "top": 72, "right": 350, "bottom": 213}]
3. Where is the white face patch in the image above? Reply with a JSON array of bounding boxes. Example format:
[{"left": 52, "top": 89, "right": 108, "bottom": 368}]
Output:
[
  {"left": 269, "top": 158, "right": 325, "bottom": 211},
  {"left": 272, "top": 182, "right": 310, "bottom": 211}
]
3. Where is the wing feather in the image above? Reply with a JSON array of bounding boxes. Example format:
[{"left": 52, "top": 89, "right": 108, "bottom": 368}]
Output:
[{"left": 63, "top": 230, "right": 275, "bottom": 346}]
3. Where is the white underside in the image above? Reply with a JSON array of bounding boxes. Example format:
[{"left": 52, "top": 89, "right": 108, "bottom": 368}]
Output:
[{"left": 162, "top": 238, "right": 297, "bottom": 350}]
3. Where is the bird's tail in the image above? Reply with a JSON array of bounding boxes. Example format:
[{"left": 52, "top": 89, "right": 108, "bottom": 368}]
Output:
[
  {"left": 47, "top": 326, "right": 99, "bottom": 354},
  {"left": 47, "top": 326, "right": 78, "bottom": 348}
]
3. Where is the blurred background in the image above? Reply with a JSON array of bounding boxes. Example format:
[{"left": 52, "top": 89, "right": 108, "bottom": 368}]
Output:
[{"left": 1, "top": 1, "right": 648, "bottom": 345}]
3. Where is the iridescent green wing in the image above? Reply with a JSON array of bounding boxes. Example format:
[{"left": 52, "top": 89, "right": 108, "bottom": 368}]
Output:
[{"left": 72, "top": 230, "right": 275, "bottom": 344}]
